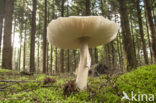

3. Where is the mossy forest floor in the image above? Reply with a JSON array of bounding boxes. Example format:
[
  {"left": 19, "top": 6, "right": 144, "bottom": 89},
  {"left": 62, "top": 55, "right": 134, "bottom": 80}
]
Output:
[{"left": 0, "top": 64, "right": 156, "bottom": 103}]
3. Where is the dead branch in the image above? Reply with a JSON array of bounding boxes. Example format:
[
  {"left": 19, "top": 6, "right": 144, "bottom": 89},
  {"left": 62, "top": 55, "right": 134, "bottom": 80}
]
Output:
[
  {"left": 0, "top": 80, "right": 43, "bottom": 83},
  {"left": 0, "top": 89, "right": 9, "bottom": 91}
]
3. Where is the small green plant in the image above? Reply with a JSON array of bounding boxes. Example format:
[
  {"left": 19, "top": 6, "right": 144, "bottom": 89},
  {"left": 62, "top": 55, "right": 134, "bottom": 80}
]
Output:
[{"left": 0, "top": 64, "right": 155, "bottom": 103}]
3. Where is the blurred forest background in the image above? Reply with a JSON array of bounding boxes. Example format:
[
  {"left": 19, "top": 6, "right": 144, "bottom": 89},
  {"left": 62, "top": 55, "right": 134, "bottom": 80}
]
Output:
[{"left": 0, "top": 0, "right": 156, "bottom": 74}]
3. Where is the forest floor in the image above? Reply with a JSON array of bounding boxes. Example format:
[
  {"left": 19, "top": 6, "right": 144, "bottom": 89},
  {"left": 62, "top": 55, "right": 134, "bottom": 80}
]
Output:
[{"left": 0, "top": 64, "right": 156, "bottom": 103}]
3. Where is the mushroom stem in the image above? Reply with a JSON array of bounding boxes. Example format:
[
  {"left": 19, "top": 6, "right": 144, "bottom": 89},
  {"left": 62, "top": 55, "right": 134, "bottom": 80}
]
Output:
[{"left": 76, "top": 42, "right": 91, "bottom": 90}]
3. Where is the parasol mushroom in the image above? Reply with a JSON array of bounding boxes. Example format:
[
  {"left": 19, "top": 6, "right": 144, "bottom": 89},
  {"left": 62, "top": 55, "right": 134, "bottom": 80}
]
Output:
[{"left": 47, "top": 16, "right": 118, "bottom": 90}]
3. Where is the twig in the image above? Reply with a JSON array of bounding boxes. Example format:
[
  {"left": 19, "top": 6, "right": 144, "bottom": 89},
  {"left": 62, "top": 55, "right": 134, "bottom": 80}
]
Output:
[
  {"left": 0, "top": 80, "right": 43, "bottom": 83},
  {"left": 0, "top": 89, "right": 9, "bottom": 91},
  {"left": 41, "top": 85, "right": 56, "bottom": 88},
  {"left": 0, "top": 84, "right": 13, "bottom": 89}
]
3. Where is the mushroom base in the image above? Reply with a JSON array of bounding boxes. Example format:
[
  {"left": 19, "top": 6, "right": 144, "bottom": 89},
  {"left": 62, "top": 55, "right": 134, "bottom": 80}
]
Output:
[{"left": 76, "top": 42, "right": 91, "bottom": 90}]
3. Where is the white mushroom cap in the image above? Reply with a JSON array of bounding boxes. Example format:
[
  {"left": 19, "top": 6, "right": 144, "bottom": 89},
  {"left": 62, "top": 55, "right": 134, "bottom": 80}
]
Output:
[{"left": 47, "top": 16, "right": 118, "bottom": 49}]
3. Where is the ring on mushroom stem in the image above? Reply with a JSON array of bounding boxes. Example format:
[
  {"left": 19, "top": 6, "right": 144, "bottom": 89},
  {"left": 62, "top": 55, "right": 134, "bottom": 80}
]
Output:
[{"left": 47, "top": 16, "right": 118, "bottom": 90}]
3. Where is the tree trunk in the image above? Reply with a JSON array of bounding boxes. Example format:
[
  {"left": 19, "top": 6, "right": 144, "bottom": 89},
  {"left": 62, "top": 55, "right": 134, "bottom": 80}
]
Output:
[
  {"left": 94, "top": 48, "right": 98, "bottom": 64},
  {"left": 85, "top": 0, "right": 90, "bottom": 15},
  {"left": 111, "top": 42, "right": 115, "bottom": 67},
  {"left": 55, "top": 48, "right": 58, "bottom": 73},
  {"left": 12, "top": 19, "right": 16, "bottom": 70},
  {"left": 135, "top": 0, "right": 149, "bottom": 64},
  {"left": 37, "top": 14, "right": 41, "bottom": 73},
  {"left": 23, "top": 24, "right": 27, "bottom": 71},
  {"left": 73, "top": 50, "right": 77, "bottom": 71},
  {"left": 46, "top": 43, "right": 49, "bottom": 73},
  {"left": 119, "top": 0, "right": 138, "bottom": 70},
  {"left": 67, "top": 49, "right": 70, "bottom": 72},
  {"left": 117, "top": 32, "right": 122, "bottom": 69},
  {"left": 145, "top": 12, "right": 153, "bottom": 63},
  {"left": 152, "top": 0, "right": 156, "bottom": 27},
  {"left": 18, "top": 9, "right": 24, "bottom": 72},
  {"left": 50, "top": 46, "right": 53, "bottom": 74},
  {"left": 2, "top": 0, "right": 14, "bottom": 69},
  {"left": 144, "top": 0, "right": 156, "bottom": 62},
  {"left": 13, "top": 48, "right": 17, "bottom": 70},
  {"left": 135, "top": 32, "right": 141, "bottom": 65},
  {"left": 60, "top": 49, "right": 64, "bottom": 73},
  {"left": 43, "top": 0, "right": 47, "bottom": 73},
  {"left": 104, "top": 44, "right": 111, "bottom": 67},
  {"left": 153, "top": 10, "right": 156, "bottom": 27},
  {"left": 119, "top": 33, "right": 124, "bottom": 69},
  {"left": 50, "top": 0, "right": 55, "bottom": 74},
  {"left": 30, "top": 0, "right": 37, "bottom": 72},
  {"left": 18, "top": 37, "right": 22, "bottom": 71},
  {"left": 18, "top": 20, "right": 24, "bottom": 72},
  {"left": 60, "top": 0, "right": 65, "bottom": 73},
  {"left": 100, "top": 0, "right": 105, "bottom": 15},
  {"left": 67, "top": 0, "right": 69, "bottom": 16},
  {"left": 130, "top": 18, "right": 137, "bottom": 64},
  {"left": 37, "top": 38, "right": 40, "bottom": 72},
  {"left": 0, "top": 0, "right": 5, "bottom": 56}
]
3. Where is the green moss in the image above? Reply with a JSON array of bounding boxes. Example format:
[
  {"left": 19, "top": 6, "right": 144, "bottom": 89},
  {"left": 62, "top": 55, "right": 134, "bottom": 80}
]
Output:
[
  {"left": 0, "top": 68, "right": 15, "bottom": 73},
  {"left": 116, "top": 64, "right": 156, "bottom": 103},
  {"left": 0, "top": 64, "right": 156, "bottom": 103}
]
